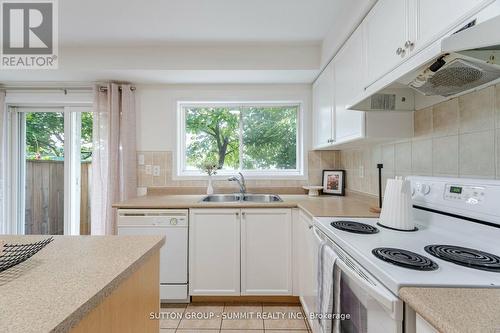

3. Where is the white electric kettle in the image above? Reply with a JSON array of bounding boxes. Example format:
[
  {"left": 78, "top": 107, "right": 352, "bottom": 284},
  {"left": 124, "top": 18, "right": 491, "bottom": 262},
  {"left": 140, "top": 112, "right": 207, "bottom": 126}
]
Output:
[{"left": 379, "top": 176, "right": 416, "bottom": 231}]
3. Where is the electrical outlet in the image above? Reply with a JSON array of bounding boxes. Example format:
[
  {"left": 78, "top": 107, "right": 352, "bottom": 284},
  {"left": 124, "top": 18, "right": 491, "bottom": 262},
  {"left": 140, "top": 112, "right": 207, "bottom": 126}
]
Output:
[
  {"left": 153, "top": 165, "right": 161, "bottom": 177},
  {"left": 138, "top": 154, "right": 145, "bottom": 165},
  {"left": 145, "top": 165, "right": 152, "bottom": 175}
]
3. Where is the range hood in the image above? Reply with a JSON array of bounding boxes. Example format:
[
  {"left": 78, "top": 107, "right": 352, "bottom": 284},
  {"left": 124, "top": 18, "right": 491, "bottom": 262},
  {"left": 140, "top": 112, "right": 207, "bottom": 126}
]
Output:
[
  {"left": 409, "top": 16, "right": 500, "bottom": 97},
  {"left": 352, "top": 15, "right": 500, "bottom": 112}
]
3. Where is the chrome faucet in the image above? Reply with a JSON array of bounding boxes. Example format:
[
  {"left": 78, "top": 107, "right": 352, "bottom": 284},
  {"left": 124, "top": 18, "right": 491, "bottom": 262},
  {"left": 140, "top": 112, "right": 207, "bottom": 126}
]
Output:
[{"left": 228, "top": 172, "right": 247, "bottom": 194}]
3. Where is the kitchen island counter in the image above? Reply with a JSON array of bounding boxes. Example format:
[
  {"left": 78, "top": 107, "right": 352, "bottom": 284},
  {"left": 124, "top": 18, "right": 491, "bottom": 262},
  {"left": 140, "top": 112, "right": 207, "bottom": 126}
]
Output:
[
  {"left": 400, "top": 287, "right": 500, "bottom": 333},
  {"left": 0, "top": 235, "right": 164, "bottom": 333}
]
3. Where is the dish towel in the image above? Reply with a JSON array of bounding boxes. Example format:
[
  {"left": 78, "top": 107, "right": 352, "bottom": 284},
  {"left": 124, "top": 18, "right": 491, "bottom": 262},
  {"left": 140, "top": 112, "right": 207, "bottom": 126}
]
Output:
[{"left": 317, "top": 241, "right": 337, "bottom": 333}]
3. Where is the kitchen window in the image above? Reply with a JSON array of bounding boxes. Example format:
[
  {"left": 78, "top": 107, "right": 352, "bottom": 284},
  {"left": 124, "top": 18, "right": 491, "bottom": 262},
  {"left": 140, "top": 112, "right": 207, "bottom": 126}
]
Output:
[{"left": 177, "top": 102, "right": 303, "bottom": 178}]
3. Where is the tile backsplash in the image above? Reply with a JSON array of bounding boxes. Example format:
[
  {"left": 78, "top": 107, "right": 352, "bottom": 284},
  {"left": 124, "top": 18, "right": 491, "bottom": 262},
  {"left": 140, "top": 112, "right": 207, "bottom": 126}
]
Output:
[
  {"left": 341, "top": 84, "right": 500, "bottom": 196},
  {"left": 137, "top": 150, "right": 341, "bottom": 191}
]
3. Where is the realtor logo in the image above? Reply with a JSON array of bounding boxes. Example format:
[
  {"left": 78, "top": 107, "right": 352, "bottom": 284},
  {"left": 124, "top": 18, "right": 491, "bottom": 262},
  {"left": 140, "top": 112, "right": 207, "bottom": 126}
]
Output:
[{"left": 1, "top": 0, "right": 58, "bottom": 69}]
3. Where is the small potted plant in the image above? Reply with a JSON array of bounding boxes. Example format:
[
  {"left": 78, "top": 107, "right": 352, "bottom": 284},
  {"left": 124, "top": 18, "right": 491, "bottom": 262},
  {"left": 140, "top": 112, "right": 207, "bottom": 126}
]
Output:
[{"left": 198, "top": 158, "right": 219, "bottom": 194}]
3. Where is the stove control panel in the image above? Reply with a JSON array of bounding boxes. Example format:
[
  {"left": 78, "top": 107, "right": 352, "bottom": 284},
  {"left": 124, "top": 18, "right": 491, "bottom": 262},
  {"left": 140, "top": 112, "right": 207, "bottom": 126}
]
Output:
[
  {"left": 409, "top": 176, "right": 500, "bottom": 226},
  {"left": 444, "top": 184, "right": 485, "bottom": 204}
]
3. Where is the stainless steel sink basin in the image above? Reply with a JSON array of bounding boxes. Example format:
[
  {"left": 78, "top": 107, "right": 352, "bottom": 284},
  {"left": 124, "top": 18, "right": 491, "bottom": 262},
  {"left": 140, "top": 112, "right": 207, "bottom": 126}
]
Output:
[
  {"left": 200, "top": 194, "right": 282, "bottom": 203},
  {"left": 242, "top": 194, "right": 283, "bottom": 202},
  {"left": 200, "top": 194, "right": 242, "bottom": 202}
]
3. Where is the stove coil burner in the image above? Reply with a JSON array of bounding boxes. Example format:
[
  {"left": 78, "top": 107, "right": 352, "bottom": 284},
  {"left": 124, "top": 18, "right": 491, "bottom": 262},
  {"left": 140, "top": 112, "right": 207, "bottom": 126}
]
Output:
[
  {"left": 425, "top": 245, "right": 500, "bottom": 272},
  {"left": 372, "top": 247, "right": 439, "bottom": 271},
  {"left": 331, "top": 221, "right": 379, "bottom": 234}
]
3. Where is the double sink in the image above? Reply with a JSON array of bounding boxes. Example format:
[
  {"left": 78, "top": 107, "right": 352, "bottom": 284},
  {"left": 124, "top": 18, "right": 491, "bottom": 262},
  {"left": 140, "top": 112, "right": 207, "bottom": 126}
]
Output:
[{"left": 201, "top": 193, "right": 283, "bottom": 203}]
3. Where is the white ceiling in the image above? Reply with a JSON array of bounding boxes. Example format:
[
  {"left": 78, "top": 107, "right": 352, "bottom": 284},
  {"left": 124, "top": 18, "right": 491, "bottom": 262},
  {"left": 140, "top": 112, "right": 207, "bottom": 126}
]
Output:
[
  {"left": 60, "top": 0, "right": 339, "bottom": 45},
  {"left": 0, "top": 0, "right": 374, "bottom": 84}
]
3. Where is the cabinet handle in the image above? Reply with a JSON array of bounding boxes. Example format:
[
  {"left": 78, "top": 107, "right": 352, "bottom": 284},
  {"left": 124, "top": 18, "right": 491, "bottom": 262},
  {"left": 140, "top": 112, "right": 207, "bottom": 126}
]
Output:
[
  {"left": 404, "top": 40, "right": 414, "bottom": 49},
  {"left": 236, "top": 212, "right": 239, "bottom": 217},
  {"left": 242, "top": 212, "right": 246, "bottom": 217},
  {"left": 308, "top": 225, "right": 313, "bottom": 229},
  {"left": 396, "top": 47, "right": 404, "bottom": 55}
]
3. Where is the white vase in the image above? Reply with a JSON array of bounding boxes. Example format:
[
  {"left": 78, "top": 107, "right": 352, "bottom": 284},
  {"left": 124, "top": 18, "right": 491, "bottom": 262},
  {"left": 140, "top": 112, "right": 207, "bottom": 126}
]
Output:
[{"left": 207, "top": 175, "right": 214, "bottom": 195}]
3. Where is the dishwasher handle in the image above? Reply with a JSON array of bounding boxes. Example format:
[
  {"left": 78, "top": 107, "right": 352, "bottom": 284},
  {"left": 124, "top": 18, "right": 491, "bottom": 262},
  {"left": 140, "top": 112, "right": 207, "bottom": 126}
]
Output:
[{"left": 117, "top": 210, "right": 188, "bottom": 227}]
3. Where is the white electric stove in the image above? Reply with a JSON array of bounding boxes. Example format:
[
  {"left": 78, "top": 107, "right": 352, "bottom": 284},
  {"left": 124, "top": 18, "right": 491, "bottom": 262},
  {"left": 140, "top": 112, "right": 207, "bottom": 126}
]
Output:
[{"left": 309, "top": 176, "right": 500, "bottom": 333}]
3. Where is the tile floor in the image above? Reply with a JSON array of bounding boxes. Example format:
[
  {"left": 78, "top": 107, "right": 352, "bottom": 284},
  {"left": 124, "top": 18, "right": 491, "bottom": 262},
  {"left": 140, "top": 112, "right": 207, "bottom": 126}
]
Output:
[{"left": 159, "top": 302, "right": 312, "bottom": 333}]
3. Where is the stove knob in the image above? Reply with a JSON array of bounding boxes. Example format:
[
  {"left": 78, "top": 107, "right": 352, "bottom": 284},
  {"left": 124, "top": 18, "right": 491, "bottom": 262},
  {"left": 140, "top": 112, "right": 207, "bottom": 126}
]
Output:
[{"left": 419, "top": 184, "right": 431, "bottom": 195}]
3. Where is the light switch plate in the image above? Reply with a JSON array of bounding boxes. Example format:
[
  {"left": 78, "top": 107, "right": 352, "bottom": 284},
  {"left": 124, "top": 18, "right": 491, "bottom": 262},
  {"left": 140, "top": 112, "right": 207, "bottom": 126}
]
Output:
[
  {"left": 138, "top": 154, "right": 145, "bottom": 165},
  {"left": 145, "top": 165, "right": 152, "bottom": 175},
  {"left": 153, "top": 165, "right": 161, "bottom": 177}
]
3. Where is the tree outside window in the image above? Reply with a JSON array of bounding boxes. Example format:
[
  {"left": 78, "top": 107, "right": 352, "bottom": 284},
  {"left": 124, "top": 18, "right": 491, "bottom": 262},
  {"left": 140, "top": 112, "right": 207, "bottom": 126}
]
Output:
[
  {"left": 183, "top": 104, "right": 300, "bottom": 174},
  {"left": 25, "top": 112, "right": 93, "bottom": 161}
]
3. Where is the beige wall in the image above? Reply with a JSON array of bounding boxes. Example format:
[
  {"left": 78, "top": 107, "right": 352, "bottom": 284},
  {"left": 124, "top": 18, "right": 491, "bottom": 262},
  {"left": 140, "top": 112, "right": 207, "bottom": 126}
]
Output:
[
  {"left": 134, "top": 83, "right": 344, "bottom": 192},
  {"left": 341, "top": 84, "right": 500, "bottom": 196}
]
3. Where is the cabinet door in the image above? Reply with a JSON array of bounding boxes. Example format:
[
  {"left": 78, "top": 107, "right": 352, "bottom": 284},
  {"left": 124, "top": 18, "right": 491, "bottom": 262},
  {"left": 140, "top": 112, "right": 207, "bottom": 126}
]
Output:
[
  {"left": 334, "top": 24, "right": 365, "bottom": 143},
  {"left": 241, "top": 209, "right": 292, "bottom": 295},
  {"left": 189, "top": 209, "right": 240, "bottom": 295},
  {"left": 411, "top": 0, "right": 490, "bottom": 53},
  {"left": 312, "top": 61, "right": 334, "bottom": 147},
  {"left": 365, "top": 0, "right": 408, "bottom": 86}
]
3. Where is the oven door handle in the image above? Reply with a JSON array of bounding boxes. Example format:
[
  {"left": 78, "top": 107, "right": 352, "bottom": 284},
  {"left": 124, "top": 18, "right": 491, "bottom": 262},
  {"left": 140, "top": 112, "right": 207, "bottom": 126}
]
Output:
[
  {"left": 334, "top": 258, "right": 401, "bottom": 318},
  {"left": 312, "top": 227, "right": 402, "bottom": 320},
  {"left": 312, "top": 225, "right": 326, "bottom": 244}
]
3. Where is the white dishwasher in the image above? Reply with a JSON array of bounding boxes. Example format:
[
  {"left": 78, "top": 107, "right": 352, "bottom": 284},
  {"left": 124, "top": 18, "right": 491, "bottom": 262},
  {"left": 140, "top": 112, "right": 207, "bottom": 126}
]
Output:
[{"left": 117, "top": 209, "right": 189, "bottom": 303}]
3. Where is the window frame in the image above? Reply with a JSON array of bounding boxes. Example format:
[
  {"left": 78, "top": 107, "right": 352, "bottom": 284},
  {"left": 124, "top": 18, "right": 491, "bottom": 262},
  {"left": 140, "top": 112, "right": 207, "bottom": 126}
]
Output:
[{"left": 176, "top": 101, "right": 305, "bottom": 179}]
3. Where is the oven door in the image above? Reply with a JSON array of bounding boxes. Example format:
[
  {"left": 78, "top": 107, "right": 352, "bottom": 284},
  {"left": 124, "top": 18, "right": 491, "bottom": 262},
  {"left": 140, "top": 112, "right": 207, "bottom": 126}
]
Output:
[{"left": 313, "top": 227, "right": 403, "bottom": 333}]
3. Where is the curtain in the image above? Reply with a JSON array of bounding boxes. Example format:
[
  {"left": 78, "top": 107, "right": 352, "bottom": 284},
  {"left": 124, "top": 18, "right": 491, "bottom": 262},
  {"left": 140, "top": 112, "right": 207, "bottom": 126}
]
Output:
[
  {"left": 91, "top": 83, "right": 137, "bottom": 235},
  {"left": 0, "top": 91, "right": 5, "bottom": 234}
]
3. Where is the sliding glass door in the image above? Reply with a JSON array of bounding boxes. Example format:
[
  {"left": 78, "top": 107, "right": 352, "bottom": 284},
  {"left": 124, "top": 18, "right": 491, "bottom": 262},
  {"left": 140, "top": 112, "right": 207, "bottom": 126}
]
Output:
[{"left": 10, "top": 107, "right": 92, "bottom": 235}]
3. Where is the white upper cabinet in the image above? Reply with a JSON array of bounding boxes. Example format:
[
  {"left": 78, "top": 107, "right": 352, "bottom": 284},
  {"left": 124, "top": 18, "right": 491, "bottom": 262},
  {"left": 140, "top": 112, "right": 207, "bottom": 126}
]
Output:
[
  {"left": 312, "top": 0, "right": 492, "bottom": 148},
  {"left": 312, "top": 61, "right": 335, "bottom": 148},
  {"left": 365, "top": 0, "right": 492, "bottom": 87},
  {"left": 411, "top": 0, "right": 491, "bottom": 54},
  {"left": 334, "top": 24, "right": 365, "bottom": 143},
  {"left": 365, "top": 0, "right": 409, "bottom": 86}
]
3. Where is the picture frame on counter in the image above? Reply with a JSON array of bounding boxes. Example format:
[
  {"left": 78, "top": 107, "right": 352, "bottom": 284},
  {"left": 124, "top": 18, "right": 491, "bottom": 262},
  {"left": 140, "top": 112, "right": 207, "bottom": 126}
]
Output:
[{"left": 322, "top": 170, "right": 345, "bottom": 196}]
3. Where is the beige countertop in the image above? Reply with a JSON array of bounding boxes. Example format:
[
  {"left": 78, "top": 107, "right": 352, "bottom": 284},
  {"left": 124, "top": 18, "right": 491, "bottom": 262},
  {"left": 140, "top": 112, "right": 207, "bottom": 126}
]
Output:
[
  {"left": 112, "top": 193, "right": 380, "bottom": 218},
  {"left": 0, "top": 235, "right": 164, "bottom": 333},
  {"left": 400, "top": 287, "right": 500, "bottom": 333}
]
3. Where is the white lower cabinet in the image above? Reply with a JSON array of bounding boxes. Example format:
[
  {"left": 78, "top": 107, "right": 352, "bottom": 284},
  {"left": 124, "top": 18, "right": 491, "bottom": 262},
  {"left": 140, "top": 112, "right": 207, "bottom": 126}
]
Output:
[
  {"left": 189, "top": 209, "right": 241, "bottom": 295},
  {"left": 241, "top": 209, "right": 292, "bottom": 295},
  {"left": 189, "top": 208, "right": 292, "bottom": 296}
]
